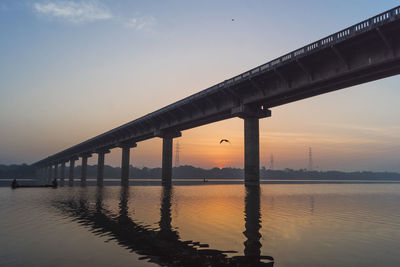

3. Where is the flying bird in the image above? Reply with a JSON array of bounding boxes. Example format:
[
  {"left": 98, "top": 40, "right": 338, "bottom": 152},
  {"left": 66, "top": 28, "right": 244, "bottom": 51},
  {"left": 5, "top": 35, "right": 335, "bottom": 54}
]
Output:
[{"left": 220, "top": 139, "right": 230, "bottom": 144}]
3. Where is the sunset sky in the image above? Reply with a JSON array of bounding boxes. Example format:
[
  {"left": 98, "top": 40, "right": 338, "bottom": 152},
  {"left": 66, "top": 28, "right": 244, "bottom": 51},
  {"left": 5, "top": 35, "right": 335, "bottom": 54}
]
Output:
[{"left": 1, "top": 0, "right": 400, "bottom": 171}]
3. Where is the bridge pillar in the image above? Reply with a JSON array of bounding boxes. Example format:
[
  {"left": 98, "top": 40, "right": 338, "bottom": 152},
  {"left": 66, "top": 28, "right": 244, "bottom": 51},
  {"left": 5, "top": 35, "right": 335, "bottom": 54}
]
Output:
[
  {"left": 45, "top": 166, "right": 48, "bottom": 182},
  {"left": 157, "top": 130, "right": 181, "bottom": 185},
  {"left": 38, "top": 167, "right": 43, "bottom": 181},
  {"left": 43, "top": 167, "right": 47, "bottom": 182},
  {"left": 244, "top": 117, "right": 260, "bottom": 185},
  {"left": 60, "top": 162, "right": 65, "bottom": 182},
  {"left": 45, "top": 167, "right": 48, "bottom": 182},
  {"left": 232, "top": 104, "right": 271, "bottom": 186},
  {"left": 162, "top": 137, "right": 173, "bottom": 184},
  {"left": 96, "top": 149, "right": 110, "bottom": 187},
  {"left": 47, "top": 165, "right": 52, "bottom": 183},
  {"left": 80, "top": 153, "right": 92, "bottom": 184},
  {"left": 69, "top": 157, "right": 78, "bottom": 182},
  {"left": 54, "top": 163, "right": 58, "bottom": 181},
  {"left": 38, "top": 168, "right": 42, "bottom": 180},
  {"left": 118, "top": 141, "right": 137, "bottom": 186}
]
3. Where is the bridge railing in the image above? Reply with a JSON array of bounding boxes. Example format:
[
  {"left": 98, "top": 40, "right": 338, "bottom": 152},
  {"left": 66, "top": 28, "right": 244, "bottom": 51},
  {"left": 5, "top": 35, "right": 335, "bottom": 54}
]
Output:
[{"left": 232, "top": 6, "right": 400, "bottom": 84}]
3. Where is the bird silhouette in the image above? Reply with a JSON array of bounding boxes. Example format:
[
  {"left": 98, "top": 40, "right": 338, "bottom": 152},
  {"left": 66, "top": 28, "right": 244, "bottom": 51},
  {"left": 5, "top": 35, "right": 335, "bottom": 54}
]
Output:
[{"left": 220, "top": 139, "right": 230, "bottom": 144}]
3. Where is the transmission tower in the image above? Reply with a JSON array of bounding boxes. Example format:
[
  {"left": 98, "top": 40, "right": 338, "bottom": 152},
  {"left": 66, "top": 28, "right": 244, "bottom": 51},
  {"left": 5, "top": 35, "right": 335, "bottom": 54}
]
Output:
[
  {"left": 174, "top": 141, "right": 180, "bottom": 167},
  {"left": 308, "top": 147, "right": 313, "bottom": 171},
  {"left": 269, "top": 154, "right": 274, "bottom": 170}
]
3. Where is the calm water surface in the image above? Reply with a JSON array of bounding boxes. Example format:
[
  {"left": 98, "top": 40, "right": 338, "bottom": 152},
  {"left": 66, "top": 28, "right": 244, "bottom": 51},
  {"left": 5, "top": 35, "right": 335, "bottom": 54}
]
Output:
[{"left": 1, "top": 183, "right": 400, "bottom": 266}]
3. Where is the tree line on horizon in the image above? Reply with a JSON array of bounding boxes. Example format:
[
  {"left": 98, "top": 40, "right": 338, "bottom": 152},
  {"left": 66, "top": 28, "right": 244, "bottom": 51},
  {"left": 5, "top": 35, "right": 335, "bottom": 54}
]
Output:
[{"left": 1, "top": 164, "right": 400, "bottom": 180}]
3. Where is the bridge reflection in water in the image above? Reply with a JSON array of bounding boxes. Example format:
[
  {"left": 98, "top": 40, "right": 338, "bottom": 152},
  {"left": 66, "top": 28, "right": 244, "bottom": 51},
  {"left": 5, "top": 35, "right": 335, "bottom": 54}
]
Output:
[{"left": 54, "top": 185, "right": 274, "bottom": 266}]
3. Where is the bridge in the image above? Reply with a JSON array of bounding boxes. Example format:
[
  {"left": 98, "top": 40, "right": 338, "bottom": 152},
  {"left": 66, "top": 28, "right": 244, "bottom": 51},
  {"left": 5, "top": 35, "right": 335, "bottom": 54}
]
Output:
[{"left": 33, "top": 6, "right": 400, "bottom": 186}]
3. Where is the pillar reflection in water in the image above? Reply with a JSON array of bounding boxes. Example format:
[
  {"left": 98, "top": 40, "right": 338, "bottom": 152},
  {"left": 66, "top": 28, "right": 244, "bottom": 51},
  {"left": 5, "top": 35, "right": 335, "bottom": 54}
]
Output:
[
  {"left": 96, "top": 186, "right": 104, "bottom": 213},
  {"left": 118, "top": 186, "right": 130, "bottom": 226},
  {"left": 244, "top": 185, "right": 262, "bottom": 258},
  {"left": 78, "top": 187, "right": 89, "bottom": 213},
  {"left": 159, "top": 185, "right": 179, "bottom": 240},
  {"left": 243, "top": 185, "right": 274, "bottom": 266},
  {"left": 55, "top": 185, "right": 278, "bottom": 266}
]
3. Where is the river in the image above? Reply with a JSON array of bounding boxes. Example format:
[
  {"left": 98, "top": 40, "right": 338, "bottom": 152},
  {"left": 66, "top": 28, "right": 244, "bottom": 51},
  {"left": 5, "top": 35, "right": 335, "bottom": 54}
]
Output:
[{"left": 1, "top": 182, "right": 400, "bottom": 266}]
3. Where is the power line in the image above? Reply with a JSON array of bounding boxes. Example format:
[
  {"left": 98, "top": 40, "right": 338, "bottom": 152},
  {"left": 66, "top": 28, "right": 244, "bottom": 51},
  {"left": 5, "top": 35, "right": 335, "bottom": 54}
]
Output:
[
  {"left": 269, "top": 154, "right": 274, "bottom": 170},
  {"left": 308, "top": 147, "right": 313, "bottom": 171},
  {"left": 174, "top": 141, "right": 180, "bottom": 167}
]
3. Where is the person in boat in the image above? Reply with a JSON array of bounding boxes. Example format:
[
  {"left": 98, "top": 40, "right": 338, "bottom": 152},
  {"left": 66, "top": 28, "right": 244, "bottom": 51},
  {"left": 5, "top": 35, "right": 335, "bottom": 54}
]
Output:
[
  {"left": 52, "top": 179, "right": 58, "bottom": 187},
  {"left": 11, "top": 179, "right": 18, "bottom": 188}
]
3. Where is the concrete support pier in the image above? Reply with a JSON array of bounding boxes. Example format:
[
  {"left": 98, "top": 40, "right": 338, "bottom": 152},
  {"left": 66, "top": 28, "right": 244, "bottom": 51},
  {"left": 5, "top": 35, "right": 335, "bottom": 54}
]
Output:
[
  {"left": 232, "top": 104, "right": 271, "bottom": 186},
  {"left": 96, "top": 149, "right": 110, "bottom": 186},
  {"left": 119, "top": 141, "right": 137, "bottom": 186},
  {"left": 39, "top": 167, "right": 44, "bottom": 182},
  {"left": 60, "top": 162, "right": 65, "bottom": 182},
  {"left": 43, "top": 167, "right": 47, "bottom": 182},
  {"left": 121, "top": 146, "right": 130, "bottom": 186},
  {"left": 47, "top": 166, "right": 52, "bottom": 183},
  {"left": 157, "top": 130, "right": 181, "bottom": 185},
  {"left": 69, "top": 157, "right": 78, "bottom": 182},
  {"left": 54, "top": 163, "right": 58, "bottom": 181},
  {"left": 162, "top": 137, "right": 173, "bottom": 184},
  {"left": 34, "top": 168, "right": 39, "bottom": 180},
  {"left": 38, "top": 168, "right": 42, "bottom": 180},
  {"left": 80, "top": 154, "right": 92, "bottom": 184},
  {"left": 244, "top": 117, "right": 260, "bottom": 186}
]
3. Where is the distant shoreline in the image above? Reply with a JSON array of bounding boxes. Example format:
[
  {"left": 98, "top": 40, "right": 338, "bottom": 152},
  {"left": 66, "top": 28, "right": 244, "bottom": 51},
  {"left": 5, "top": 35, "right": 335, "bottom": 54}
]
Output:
[
  {"left": 2, "top": 164, "right": 400, "bottom": 181},
  {"left": 1, "top": 178, "right": 400, "bottom": 188}
]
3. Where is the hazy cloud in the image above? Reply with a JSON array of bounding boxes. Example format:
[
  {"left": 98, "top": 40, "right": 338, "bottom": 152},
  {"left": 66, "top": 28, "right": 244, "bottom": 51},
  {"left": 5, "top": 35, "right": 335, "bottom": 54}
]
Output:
[
  {"left": 33, "top": 1, "right": 112, "bottom": 23},
  {"left": 125, "top": 16, "right": 155, "bottom": 31},
  {"left": 32, "top": 1, "right": 156, "bottom": 31}
]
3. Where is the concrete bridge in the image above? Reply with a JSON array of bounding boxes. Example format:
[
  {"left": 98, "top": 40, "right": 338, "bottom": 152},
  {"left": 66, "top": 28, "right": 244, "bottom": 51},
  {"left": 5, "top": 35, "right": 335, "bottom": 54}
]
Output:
[{"left": 33, "top": 6, "right": 400, "bottom": 186}]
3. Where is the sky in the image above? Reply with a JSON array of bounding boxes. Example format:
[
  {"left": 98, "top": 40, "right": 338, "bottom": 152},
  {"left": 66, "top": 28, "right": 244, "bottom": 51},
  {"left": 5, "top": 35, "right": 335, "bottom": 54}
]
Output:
[{"left": 1, "top": 0, "right": 400, "bottom": 171}]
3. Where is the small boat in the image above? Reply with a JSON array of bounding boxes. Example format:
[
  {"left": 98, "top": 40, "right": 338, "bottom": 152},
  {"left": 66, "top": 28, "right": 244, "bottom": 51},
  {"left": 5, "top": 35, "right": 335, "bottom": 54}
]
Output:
[
  {"left": 12, "top": 184, "right": 57, "bottom": 189},
  {"left": 11, "top": 179, "right": 58, "bottom": 189}
]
